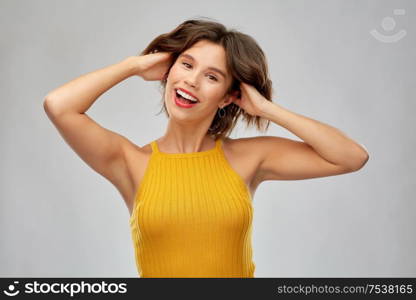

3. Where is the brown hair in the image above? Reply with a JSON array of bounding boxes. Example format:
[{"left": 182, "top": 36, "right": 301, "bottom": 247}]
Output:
[{"left": 139, "top": 17, "right": 274, "bottom": 140}]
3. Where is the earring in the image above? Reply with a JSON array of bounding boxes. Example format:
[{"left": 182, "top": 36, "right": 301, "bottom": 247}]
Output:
[
  {"left": 218, "top": 107, "right": 226, "bottom": 118},
  {"left": 209, "top": 107, "right": 226, "bottom": 131}
]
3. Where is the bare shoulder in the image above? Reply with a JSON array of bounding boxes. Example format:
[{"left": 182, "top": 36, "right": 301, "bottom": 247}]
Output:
[
  {"left": 222, "top": 135, "right": 270, "bottom": 157},
  {"left": 221, "top": 135, "right": 299, "bottom": 184},
  {"left": 221, "top": 136, "right": 265, "bottom": 195},
  {"left": 222, "top": 136, "right": 254, "bottom": 149},
  {"left": 120, "top": 138, "right": 154, "bottom": 214},
  {"left": 225, "top": 135, "right": 291, "bottom": 156},
  {"left": 121, "top": 137, "right": 153, "bottom": 178},
  {"left": 121, "top": 137, "right": 149, "bottom": 156}
]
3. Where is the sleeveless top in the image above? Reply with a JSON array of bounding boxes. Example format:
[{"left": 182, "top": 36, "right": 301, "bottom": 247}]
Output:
[{"left": 129, "top": 138, "right": 255, "bottom": 278}]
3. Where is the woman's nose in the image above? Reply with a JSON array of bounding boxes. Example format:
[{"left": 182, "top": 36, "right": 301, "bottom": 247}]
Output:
[{"left": 184, "top": 72, "right": 199, "bottom": 88}]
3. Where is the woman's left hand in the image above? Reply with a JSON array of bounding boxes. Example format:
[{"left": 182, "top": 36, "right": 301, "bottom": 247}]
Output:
[{"left": 232, "top": 82, "right": 270, "bottom": 117}]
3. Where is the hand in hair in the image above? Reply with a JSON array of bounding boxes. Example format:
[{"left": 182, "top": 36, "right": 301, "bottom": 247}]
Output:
[
  {"left": 129, "top": 52, "right": 173, "bottom": 81},
  {"left": 233, "top": 82, "right": 270, "bottom": 117}
]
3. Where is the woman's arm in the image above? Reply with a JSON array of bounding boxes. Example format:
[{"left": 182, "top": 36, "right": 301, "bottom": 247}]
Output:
[
  {"left": 44, "top": 56, "right": 140, "bottom": 115},
  {"left": 42, "top": 57, "right": 142, "bottom": 199},
  {"left": 254, "top": 102, "right": 369, "bottom": 182},
  {"left": 43, "top": 52, "right": 173, "bottom": 208},
  {"left": 233, "top": 82, "right": 369, "bottom": 182},
  {"left": 261, "top": 102, "right": 369, "bottom": 169}
]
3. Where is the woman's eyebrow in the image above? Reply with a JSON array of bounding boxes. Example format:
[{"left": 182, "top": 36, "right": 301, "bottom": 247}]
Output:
[{"left": 179, "top": 53, "right": 227, "bottom": 79}]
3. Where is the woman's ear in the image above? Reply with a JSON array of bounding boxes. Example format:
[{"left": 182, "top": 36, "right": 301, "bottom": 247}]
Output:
[
  {"left": 223, "top": 90, "right": 240, "bottom": 106},
  {"left": 230, "top": 90, "right": 241, "bottom": 102}
]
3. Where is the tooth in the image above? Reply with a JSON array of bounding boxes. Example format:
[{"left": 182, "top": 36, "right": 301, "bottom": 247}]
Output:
[{"left": 177, "top": 89, "right": 198, "bottom": 102}]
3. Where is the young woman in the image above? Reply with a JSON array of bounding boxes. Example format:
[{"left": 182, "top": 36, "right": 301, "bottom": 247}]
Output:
[{"left": 43, "top": 18, "right": 369, "bottom": 278}]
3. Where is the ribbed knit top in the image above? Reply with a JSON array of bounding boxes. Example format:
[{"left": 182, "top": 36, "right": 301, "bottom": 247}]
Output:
[{"left": 129, "top": 138, "right": 255, "bottom": 278}]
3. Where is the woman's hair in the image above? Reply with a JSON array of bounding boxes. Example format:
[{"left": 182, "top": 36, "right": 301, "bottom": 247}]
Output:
[{"left": 139, "top": 17, "right": 274, "bottom": 140}]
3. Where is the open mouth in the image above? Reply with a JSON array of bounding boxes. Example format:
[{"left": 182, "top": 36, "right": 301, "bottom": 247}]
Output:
[{"left": 174, "top": 88, "right": 200, "bottom": 104}]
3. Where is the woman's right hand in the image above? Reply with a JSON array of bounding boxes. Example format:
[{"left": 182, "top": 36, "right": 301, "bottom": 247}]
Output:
[{"left": 128, "top": 52, "right": 173, "bottom": 81}]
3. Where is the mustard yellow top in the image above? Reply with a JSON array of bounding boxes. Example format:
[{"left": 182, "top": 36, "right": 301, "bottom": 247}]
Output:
[{"left": 129, "top": 138, "right": 255, "bottom": 278}]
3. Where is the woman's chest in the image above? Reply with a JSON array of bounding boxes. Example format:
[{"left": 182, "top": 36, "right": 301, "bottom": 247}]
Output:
[{"left": 124, "top": 139, "right": 260, "bottom": 214}]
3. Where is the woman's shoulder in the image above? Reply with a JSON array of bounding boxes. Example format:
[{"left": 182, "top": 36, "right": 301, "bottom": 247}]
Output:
[
  {"left": 221, "top": 136, "right": 265, "bottom": 157},
  {"left": 223, "top": 135, "right": 287, "bottom": 162},
  {"left": 222, "top": 136, "right": 262, "bottom": 148},
  {"left": 121, "top": 138, "right": 153, "bottom": 159},
  {"left": 224, "top": 135, "right": 285, "bottom": 147}
]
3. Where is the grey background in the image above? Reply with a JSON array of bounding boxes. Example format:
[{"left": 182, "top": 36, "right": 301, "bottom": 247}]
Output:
[{"left": 1, "top": 0, "right": 415, "bottom": 277}]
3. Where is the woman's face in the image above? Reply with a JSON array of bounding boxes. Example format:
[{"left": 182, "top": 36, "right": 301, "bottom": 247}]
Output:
[{"left": 165, "top": 39, "right": 234, "bottom": 122}]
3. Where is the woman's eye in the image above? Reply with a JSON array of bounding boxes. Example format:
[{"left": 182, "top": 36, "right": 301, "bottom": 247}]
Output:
[
  {"left": 182, "top": 62, "right": 217, "bottom": 81},
  {"left": 208, "top": 75, "right": 218, "bottom": 81}
]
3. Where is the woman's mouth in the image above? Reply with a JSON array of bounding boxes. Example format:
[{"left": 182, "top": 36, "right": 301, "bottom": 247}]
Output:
[{"left": 173, "top": 89, "right": 199, "bottom": 108}]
